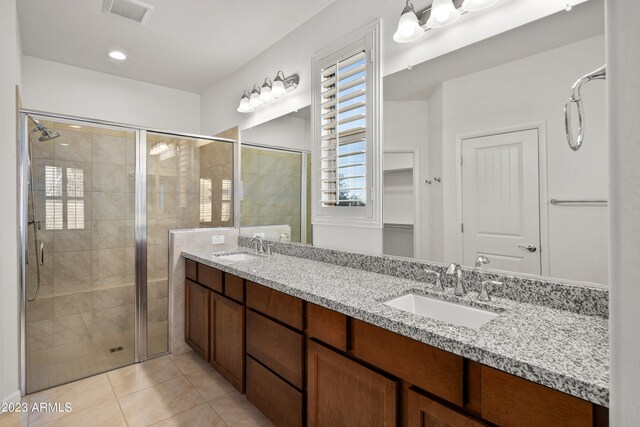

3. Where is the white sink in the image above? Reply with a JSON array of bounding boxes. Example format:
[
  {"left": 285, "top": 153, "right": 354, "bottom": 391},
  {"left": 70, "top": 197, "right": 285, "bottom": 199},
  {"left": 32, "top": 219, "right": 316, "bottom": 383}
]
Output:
[
  {"left": 384, "top": 293, "right": 498, "bottom": 330},
  {"left": 215, "top": 253, "right": 258, "bottom": 262}
]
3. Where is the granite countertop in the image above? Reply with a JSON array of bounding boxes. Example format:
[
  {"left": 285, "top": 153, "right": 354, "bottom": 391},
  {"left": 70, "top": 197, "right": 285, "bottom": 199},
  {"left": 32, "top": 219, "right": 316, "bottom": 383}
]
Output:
[{"left": 182, "top": 249, "right": 609, "bottom": 407}]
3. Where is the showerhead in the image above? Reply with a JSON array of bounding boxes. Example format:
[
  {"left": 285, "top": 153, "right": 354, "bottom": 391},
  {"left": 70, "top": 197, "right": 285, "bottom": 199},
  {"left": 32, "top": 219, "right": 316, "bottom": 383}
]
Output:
[
  {"left": 38, "top": 128, "right": 61, "bottom": 142},
  {"left": 28, "top": 115, "right": 62, "bottom": 142}
]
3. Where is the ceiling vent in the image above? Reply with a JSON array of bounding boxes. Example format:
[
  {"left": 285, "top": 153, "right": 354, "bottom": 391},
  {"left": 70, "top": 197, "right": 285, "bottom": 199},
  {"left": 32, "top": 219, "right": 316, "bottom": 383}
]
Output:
[{"left": 102, "top": 0, "right": 154, "bottom": 25}]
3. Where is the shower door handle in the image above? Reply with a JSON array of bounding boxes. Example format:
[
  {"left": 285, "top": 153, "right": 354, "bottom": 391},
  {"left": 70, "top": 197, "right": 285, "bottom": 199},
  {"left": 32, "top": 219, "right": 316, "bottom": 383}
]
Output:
[{"left": 39, "top": 242, "right": 44, "bottom": 266}]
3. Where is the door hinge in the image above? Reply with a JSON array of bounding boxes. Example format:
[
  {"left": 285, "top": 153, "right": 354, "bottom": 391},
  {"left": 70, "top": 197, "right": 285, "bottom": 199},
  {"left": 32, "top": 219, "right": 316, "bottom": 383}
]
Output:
[{"left": 461, "top": 223, "right": 464, "bottom": 233}]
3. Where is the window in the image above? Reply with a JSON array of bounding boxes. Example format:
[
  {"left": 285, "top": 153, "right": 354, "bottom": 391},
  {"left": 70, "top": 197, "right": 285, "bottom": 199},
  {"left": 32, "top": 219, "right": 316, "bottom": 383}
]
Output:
[
  {"left": 199, "top": 178, "right": 212, "bottom": 223},
  {"left": 66, "top": 168, "right": 84, "bottom": 229},
  {"left": 221, "top": 179, "right": 232, "bottom": 222},
  {"left": 45, "top": 166, "right": 63, "bottom": 230},
  {"left": 312, "top": 21, "right": 381, "bottom": 227},
  {"left": 45, "top": 166, "right": 85, "bottom": 230}
]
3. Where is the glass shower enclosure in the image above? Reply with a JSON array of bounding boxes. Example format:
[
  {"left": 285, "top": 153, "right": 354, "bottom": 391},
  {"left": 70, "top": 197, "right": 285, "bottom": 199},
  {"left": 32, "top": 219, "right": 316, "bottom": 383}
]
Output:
[{"left": 18, "top": 111, "right": 235, "bottom": 394}]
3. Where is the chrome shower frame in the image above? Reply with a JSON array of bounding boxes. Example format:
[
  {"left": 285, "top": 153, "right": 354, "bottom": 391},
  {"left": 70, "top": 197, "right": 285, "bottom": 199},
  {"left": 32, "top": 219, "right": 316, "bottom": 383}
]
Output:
[{"left": 17, "top": 109, "right": 236, "bottom": 395}]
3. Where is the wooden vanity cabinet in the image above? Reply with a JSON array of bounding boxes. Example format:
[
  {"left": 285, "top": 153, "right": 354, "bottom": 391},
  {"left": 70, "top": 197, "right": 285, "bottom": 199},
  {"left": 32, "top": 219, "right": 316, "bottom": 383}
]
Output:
[
  {"left": 210, "top": 291, "right": 245, "bottom": 393},
  {"left": 407, "top": 387, "right": 488, "bottom": 427},
  {"left": 307, "top": 340, "right": 398, "bottom": 427},
  {"left": 185, "top": 261, "right": 608, "bottom": 427},
  {"left": 185, "top": 279, "right": 210, "bottom": 360}
]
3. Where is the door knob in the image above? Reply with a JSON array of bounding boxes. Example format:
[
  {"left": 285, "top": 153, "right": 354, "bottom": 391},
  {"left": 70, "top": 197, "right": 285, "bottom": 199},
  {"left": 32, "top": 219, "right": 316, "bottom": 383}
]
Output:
[{"left": 517, "top": 245, "right": 537, "bottom": 253}]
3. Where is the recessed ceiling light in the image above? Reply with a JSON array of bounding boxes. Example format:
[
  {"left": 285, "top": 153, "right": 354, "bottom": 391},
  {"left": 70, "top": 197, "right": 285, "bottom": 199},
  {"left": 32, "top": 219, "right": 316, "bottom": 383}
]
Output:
[{"left": 109, "top": 51, "right": 127, "bottom": 60}]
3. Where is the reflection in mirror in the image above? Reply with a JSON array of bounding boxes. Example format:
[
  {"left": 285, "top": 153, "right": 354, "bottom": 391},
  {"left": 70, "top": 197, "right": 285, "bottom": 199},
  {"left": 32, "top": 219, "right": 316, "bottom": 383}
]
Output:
[
  {"left": 240, "top": 107, "right": 312, "bottom": 244},
  {"left": 382, "top": 0, "right": 607, "bottom": 286}
]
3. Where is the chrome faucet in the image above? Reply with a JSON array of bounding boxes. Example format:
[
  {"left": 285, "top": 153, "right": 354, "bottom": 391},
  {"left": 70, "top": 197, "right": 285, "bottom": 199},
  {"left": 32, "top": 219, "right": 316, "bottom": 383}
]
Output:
[
  {"left": 446, "top": 263, "right": 466, "bottom": 296},
  {"left": 474, "top": 255, "right": 490, "bottom": 269},
  {"left": 250, "top": 235, "right": 264, "bottom": 254},
  {"left": 278, "top": 233, "right": 290, "bottom": 242}
]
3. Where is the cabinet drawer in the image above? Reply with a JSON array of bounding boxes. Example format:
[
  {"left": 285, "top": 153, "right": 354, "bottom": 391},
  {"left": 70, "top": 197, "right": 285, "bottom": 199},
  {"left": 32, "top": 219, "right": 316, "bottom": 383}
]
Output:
[
  {"left": 481, "top": 366, "right": 593, "bottom": 427},
  {"left": 223, "top": 273, "right": 244, "bottom": 303},
  {"left": 246, "top": 356, "right": 303, "bottom": 427},
  {"left": 350, "top": 319, "right": 463, "bottom": 406},
  {"left": 307, "top": 303, "right": 348, "bottom": 351},
  {"left": 246, "top": 310, "right": 304, "bottom": 389},
  {"left": 246, "top": 281, "right": 304, "bottom": 330},
  {"left": 198, "top": 264, "right": 223, "bottom": 293},
  {"left": 408, "top": 387, "right": 487, "bottom": 427},
  {"left": 185, "top": 259, "right": 197, "bottom": 281}
]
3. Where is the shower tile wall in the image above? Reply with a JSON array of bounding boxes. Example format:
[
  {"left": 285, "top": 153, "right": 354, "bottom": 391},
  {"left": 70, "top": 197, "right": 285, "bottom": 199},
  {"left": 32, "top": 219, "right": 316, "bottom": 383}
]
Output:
[{"left": 241, "top": 147, "right": 302, "bottom": 242}]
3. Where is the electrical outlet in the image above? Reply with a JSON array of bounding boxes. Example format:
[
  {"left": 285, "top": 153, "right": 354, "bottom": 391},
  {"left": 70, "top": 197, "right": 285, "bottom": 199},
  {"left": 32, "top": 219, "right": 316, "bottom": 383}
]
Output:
[
  {"left": 211, "top": 235, "right": 225, "bottom": 245},
  {"left": 254, "top": 233, "right": 265, "bottom": 238}
]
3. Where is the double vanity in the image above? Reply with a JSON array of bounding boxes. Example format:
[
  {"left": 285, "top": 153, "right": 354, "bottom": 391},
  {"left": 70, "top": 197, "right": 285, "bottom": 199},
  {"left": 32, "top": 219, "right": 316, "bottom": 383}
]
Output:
[{"left": 181, "top": 240, "right": 608, "bottom": 427}]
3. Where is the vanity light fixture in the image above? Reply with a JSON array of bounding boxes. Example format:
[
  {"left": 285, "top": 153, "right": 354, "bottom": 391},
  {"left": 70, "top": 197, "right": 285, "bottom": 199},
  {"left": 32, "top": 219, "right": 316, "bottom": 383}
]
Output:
[
  {"left": 236, "top": 71, "right": 299, "bottom": 113},
  {"left": 237, "top": 91, "right": 254, "bottom": 113},
  {"left": 393, "top": 0, "right": 501, "bottom": 44},
  {"left": 427, "top": 0, "right": 461, "bottom": 28},
  {"left": 393, "top": 1, "right": 425, "bottom": 43},
  {"left": 259, "top": 78, "right": 275, "bottom": 104}
]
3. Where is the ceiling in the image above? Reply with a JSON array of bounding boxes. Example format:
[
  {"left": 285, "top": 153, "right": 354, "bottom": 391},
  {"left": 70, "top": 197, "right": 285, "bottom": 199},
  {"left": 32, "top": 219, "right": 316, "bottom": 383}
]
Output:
[
  {"left": 384, "top": 0, "right": 604, "bottom": 101},
  {"left": 18, "top": 0, "right": 338, "bottom": 93}
]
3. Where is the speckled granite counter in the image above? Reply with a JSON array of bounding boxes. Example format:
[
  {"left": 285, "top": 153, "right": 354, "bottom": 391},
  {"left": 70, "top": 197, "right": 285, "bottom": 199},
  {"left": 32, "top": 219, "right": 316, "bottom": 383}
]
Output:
[{"left": 182, "top": 249, "right": 609, "bottom": 407}]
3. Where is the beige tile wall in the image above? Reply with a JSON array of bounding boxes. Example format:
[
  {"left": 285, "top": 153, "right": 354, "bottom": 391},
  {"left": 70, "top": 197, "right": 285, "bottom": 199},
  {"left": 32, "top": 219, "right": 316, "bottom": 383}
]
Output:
[{"left": 240, "top": 146, "right": 302, "bottom": 242}]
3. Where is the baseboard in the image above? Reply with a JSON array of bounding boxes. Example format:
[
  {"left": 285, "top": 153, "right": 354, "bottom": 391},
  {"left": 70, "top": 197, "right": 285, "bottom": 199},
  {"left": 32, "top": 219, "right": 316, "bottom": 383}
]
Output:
[{"left": 2, "top": 390, "right": 21, "bottom": 405}]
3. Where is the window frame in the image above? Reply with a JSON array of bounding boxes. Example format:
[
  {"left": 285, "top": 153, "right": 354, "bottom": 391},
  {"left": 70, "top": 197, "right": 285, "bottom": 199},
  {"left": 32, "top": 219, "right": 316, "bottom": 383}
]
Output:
[{"left": 311, "top": 20, "right": 382, "bottom": 228}]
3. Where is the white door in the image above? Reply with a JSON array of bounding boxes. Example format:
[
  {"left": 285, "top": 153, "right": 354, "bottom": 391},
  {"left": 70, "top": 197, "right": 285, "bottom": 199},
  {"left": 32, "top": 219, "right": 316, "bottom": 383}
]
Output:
[{"left": 461, "top": 129, "right": 541, "bottom": 274}]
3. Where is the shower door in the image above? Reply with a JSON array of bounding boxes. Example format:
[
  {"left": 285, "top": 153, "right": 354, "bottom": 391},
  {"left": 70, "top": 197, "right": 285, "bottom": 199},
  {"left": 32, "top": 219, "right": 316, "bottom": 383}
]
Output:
[{"left": 22, "top": 116, "right": 139, "bottom": 393}]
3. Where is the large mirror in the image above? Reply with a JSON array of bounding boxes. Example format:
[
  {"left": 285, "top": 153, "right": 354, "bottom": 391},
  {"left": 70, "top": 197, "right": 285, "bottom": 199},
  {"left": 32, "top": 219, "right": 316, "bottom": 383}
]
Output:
[
  {"left": 382, "top": 0, "right": 607, "bottom": 286},
  {"left": 239, "top": 107, "right": 312, "bottom": 244}
]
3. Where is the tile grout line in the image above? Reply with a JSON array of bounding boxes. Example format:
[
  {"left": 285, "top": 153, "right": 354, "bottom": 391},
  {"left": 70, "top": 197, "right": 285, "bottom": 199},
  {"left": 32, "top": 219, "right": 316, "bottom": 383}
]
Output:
[
  {"left": 107, "top": 371, "right": 130, "bottom": 427},
  {"left": 181, "top": 365, "right": 231, "bottom": 427}
]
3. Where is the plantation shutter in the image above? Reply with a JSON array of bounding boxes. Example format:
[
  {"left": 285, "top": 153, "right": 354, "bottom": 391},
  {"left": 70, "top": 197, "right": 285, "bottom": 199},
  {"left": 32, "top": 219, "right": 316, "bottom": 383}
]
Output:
[{"left": 319, "top": 50, "right": 368, "bottom": 207}]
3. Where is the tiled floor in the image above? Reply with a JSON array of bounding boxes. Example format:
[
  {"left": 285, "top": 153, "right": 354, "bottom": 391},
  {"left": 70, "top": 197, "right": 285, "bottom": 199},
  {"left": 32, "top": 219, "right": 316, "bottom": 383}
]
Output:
[{"left": 1, "top": 352, "right": 274, "bottom": 427}]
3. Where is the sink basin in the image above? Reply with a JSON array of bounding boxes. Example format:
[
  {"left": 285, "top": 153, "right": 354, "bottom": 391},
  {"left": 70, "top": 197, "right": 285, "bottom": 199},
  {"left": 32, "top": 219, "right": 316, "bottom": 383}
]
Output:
[
  {"left": 215, "top": 253, "right": 258, "bottom": 262},
  {"left": 384, "top": 293, "right": 498, "bottom": 330}
]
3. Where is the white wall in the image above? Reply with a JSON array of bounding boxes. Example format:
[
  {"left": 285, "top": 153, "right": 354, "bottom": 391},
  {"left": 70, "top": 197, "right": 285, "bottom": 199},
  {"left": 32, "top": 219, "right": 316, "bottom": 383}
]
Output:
[
  {"left": 383, "top": 101, "right": 428, "bottom": 257},
  {"left": 608, "top": 0, "right": 640, "bottom": 423},
  {"left": 241, "top": 114, "right": 310, "bottom": 151},
  {"left": 1, "top": 0, "right": 22, "bottom": 405},
  {"left": 200, "top": 0, "right": 588, "bottom": 137},
  {"left": 22, "top": 56, "right": 201, "bottom": 134},
  {"left": 438, "top": 35, "right": 607, "bottom": 285}
]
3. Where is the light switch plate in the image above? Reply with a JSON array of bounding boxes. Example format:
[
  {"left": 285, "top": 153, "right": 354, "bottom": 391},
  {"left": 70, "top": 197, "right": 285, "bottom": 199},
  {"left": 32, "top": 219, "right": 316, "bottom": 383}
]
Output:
[{"left": 211, "top": 235, "right": 225, "bottom": 245}]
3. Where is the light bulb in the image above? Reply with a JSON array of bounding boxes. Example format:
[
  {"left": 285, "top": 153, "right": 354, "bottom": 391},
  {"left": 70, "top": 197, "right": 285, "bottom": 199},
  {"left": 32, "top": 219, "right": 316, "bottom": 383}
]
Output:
[
  {"left": 260, "top": 81, "right": 275, "bottom": 103},
  {"left": 249, "top": 88, "right": 263, "bottom": 108},
  {"left": 237, "top": 93, "right": 254, "bottom": 113},
  {"left": 426, "top": 0, "right": 461, "bottom": 28},
  {"left": 461, "top": 0, "right": 500, "bottom": 12},
  {"left": 393, "top": 1, "right": 425, "bottom": 43},
  {"left": 272, "top": 77, "right": 286, "bottom": 97}
]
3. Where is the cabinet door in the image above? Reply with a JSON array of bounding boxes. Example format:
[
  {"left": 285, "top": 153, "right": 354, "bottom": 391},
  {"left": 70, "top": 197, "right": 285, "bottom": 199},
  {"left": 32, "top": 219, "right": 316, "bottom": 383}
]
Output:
[
  {"left": 185, "top": 279, "right": 210, "bottom": 359},
  {"left": 307, "top": 340, "right": 397, "bottom": 427},
  {"left": 408, "top": 388, "right": 487, "bottom": 427},
  {"left": 210, "top": 292, "right": 245, "bottom": 393}
]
